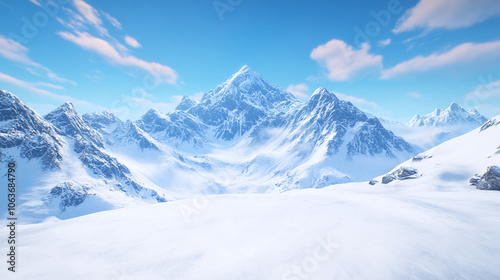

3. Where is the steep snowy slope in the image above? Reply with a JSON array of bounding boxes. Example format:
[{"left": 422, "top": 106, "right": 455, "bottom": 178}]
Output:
[
  {"left": 372, "top": 115, "right": 500, "bottom": 188},
  {"left": 136, "top": 108, "right": 208, "bottom": 149},
  {"left": 82, "top": 111, "right": 123, "bottom": 137},
  {"left": 0, "top": 91, "right": 173, "bottom": 222},
  {"left": 185, "top": 65, "right": 299, "bottom": 140},
  {"left": 239, "top": 87, "right": 416, "bottom": 191}
]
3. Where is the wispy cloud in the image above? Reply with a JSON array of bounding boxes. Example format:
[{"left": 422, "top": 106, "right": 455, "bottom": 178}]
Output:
[
  {"left": 124, "top": 35, "right": 141, "bottom": 48},
  {"left": 0, "top": 35, "right": 43, "bottom": 67},
  {"left": 0, "top": 72, "right": 90, "bottom": 105},
  {"left": 407, "top": 91, "right": 423, "bottom": 99},
  {"left": 73, "top": 0, "right": 108, "bottom": 36},
  {"left": 310, "top": 39, "right": 382, "bottom": 81},
  {"left": 29, "top": 0, "right": 41, "bottom": 6},
  {"left": 334, "top": 92, "right": 380, "bottom": 108},
  {"left": 0, "top": 35, "right": 76, "bottom": 85},
  {"left": 54, "top": 1, "right": 179, "bottom": 86},
  {"left": 101, "top": 11, "right": 122, "bottom": 29},
  {"left": 394, "top": 0, "right": 500, "bottom": 33},
  {"left": 378, "top": 38, "right": 391, "bottom": 47},
  {"left": 381, "top": 40, "right": 500, "bottom": 79},
  {"left": 58, "top": 31, "right": 178, "bottom": 84},
  {"left": 0, "top": 72, "right": 115, "bottom": 114},
  {"left": 287, "top": 83, "right": 309, "bottom": 99}
]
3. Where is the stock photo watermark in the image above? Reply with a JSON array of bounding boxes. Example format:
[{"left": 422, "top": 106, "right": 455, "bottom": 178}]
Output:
[
  {"left": 213, "top": 0, "right": 243, "bottom": 21},
  {"left": 282, "top": 234, "right": 339, "bottom": 280},
  {"left": 339, "top": 0, "right": 407, "bottom": 61},
  {"left": 6, "top": 161, "right": 17, "bottom": 273},
  {"left": 8, "top": 0, "right": 70, "bottom": 45}
]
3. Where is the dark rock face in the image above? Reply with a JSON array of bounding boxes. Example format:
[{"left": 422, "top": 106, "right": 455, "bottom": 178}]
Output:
[
  {"left": 46, "top": 182, "right": 91, "bottom": 211},
  {"left": 480, "top": 118, "right": 500, "bottom": 132},
  {"left": 113, "top": 121, "right": 161, "bottom": 151},
  {"left": 412, "top": 155, "right": 432, "bottom": 162},
  {"left": 0, "top": 90, "right": 63, "bottom": 170},
  {"left": 45, "top": 102, "right": 104, "bottom": 148},
  {"left": 251, "top": 87, "right": 416, "bottom": 158},
  {"left": 470, "top": 166, "right": 500, "bottom": 191},
  {"left": 382, "top": 167, "right": 419, "bottom": 184},
  {"left": 186, "top": 65, "right": 298, "bottom": 140},
  {"left": 136, "top": 108, "right": 207, "bottom": 147}
]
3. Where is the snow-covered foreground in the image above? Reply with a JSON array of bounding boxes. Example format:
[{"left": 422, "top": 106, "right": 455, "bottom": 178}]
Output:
[{"left": 1, "top": 181, "right": 500, "bottom": 280}]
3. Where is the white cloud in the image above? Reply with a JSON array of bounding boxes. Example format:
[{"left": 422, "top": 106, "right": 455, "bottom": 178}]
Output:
[
  {"left": 381, "top": 40, "right": 500, "bottom": 79},
  {"left": 407, "top": 91, "right": 423, "bottom": 99},
  {"left": 0, "top": 35, "right": 76, "bottom": 85},
  {"left": 378, "top": 38, "right": 391, "bottom": 47},
  {"left": 73, "top": 0, "right": 108, "bottom": 36},
  {"left": 334, "top": 92, "right": 380, "bottom": 108},
  {"left": 58, "top": 31, "right": 178, "bottom": 85},
  {"left": 0, "top": 72, "right": 91, "bottom": 107},
  {"left": 310, "top": 39, "right": 382, "bottom": 81},
  {"left": 124, "top": 35, "right": 142, "bottom": 48},
  {"left": 394, "top": 0, "right": 500, "bottom": 33},
  {"left": 29, "top": 0, "right": 41, "bottom": 6},
  {"left": 0, "top": 36, "right": 41, "bottom": 67},
  {"left": 287, "top": 83, "right": 309, "bottom": 99},
  {"left": 101, "top": 11, "right": 122, "bottom": 29}
]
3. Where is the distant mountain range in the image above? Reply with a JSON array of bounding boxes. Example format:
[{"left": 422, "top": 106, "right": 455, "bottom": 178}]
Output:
[
  {"left": 379, "top": 102, "right": 488, "bottom": 151},
  {"left": 408, "top": 102, "right": 487, "bottom": 127},
  {"left": 0, "top": 66, "right": 489, "bottom": 221}
]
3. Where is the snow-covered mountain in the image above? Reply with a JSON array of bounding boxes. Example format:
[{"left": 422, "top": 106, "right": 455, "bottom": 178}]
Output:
[
  {"left": 381, "top": 102, "right": 488, "bottom": 151},
  {"left": 371, "top": 114, "right": 500, "bottom": 189},
  {"left": 185, "top": 65, "right": 298, "bottom": 141},
  {"left": 0, "top": 90, "right": 172, "bottom": 221},
  {"left": 408, "top": 102, "right": 487, "bottom": 127},
  {"left": 0, "top": 66, "right": 419, "bottom": 220}
]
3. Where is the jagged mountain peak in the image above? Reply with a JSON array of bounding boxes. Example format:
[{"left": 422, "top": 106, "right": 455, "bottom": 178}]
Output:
[
  {"left": 145, "top": 107, "right": 163, "bottom": 116},
  {"left": 0, "top": 89, "right": 64, "bottom": 170},
  {"left": 83, "top": 110, "right": 120, "bottom": 122},
  {"left": 309, "top": 87, "right": 339, "bottom": 102},
  {"left": 141, "top": 108, "right": 169, "bottom": 123},
  {"left": 82, "top": 111, "right": 122, "bottom": 135},
  {"left": 45, "top": 102, "right": 104, "bottom": 147},
  {"left": 226, "top": 65, "right": 257, "bottom": 83},
  {"left": 185, "top": 66, "right": 298, "bottom": 140},
  {"left": 176, "top": 96, "right": 198, "bottom": 111},
  {"left": 448, "top": 102, "right": 461, "bottom": 111},
  {"left": 199, "top": 66, "right": 298, "bottom": 107}
]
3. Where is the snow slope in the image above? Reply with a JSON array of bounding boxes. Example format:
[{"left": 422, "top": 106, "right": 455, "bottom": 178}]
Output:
[
  {"left": 1, "top": 181, "right": 499, "bottom": 279},
  {"left": 372, "top": 114, "right": 500, "bottom": 188}
]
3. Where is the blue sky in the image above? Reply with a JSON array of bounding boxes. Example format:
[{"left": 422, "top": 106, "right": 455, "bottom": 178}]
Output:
[{"left": 1, "top": 0, "right": 500, "bottom": 122}]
